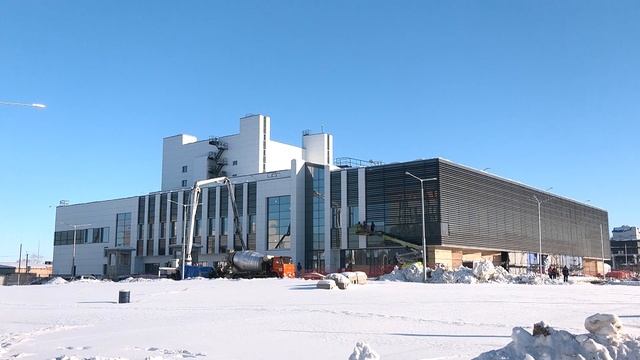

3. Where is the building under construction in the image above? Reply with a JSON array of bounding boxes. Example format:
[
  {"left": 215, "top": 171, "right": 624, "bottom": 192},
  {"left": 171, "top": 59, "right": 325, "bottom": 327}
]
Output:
[{"left": 53, "top": 114, "right": 609, "bottom": 278}]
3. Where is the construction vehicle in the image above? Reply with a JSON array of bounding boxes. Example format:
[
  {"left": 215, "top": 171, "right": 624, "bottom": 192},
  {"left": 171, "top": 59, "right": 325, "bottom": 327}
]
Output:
[
  {"left": 356, "top": 226, "right": 424, "bottom": 266},
  {"left": 215, "top": 250, "right": 295, "bottom": 278},
  {"left": 181, "top": 176, "right": 295, "bottom": 279}
]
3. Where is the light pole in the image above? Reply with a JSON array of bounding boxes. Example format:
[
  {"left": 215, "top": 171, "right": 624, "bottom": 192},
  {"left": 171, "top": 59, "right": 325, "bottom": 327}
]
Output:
[
  {"left": 168, "top": 199, "right": 191, "bottom": 280},
  {"left": 66, "top": 223, "right": 91, "bottom": 278},
  {"left": 532, "top": 194, "right": 554, "bottom": 275},
  {"left": 600, "top": 224, "right": 606, "bottom": 280},
  {"left": 0, "top": 100, "right": 46, "bottom": 108},
  {"left": 405, "top": 171, "right": 438, "bottom": 283}
]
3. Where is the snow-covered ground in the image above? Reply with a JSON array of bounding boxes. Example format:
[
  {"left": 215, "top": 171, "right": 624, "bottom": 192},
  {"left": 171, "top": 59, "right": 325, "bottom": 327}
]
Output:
[{"left": 1, "top": 278, "right": 640, "bottom": 359}]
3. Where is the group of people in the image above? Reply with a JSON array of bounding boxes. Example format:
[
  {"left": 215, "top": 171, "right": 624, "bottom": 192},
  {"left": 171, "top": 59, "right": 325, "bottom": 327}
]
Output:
[
  {"left": 355, "top": 221, "right": 376, "bottom": 234},
  {"left": 548, "top": 265, "right": 570, "bottom": 282}
]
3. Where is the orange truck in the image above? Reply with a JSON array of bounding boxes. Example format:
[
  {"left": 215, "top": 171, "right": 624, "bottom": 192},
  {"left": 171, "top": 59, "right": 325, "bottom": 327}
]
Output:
[{"left": 218, "top": 251, "right": 296, "bottom": 279}]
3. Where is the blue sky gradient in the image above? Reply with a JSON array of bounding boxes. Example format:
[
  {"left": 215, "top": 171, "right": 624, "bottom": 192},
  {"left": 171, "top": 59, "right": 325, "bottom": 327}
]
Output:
[{"left": 1, "top": 1, "right": 638, "bottom": 260}]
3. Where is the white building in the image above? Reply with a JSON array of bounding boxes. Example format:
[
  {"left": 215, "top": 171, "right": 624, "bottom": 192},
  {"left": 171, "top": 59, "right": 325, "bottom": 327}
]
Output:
[
  {"left": 611, "top": 225, "right": 640, "bottom": 241},
  {"left": 54, "top": 114, "right": 334, "bottom": 278},
  {"left": 54, "top": 113, "right": 609, "bottom": 278}
]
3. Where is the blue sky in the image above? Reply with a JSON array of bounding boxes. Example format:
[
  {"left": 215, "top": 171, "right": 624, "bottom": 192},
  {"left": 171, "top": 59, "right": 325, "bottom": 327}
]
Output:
[{"left": 1, "top": 1, "right": 638, "bottom": 261}]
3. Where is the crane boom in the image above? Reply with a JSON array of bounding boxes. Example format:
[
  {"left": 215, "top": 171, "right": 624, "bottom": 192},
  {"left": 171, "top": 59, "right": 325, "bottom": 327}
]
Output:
[{"left": 185, "top": 176, "right": 244, "bottom": 265}]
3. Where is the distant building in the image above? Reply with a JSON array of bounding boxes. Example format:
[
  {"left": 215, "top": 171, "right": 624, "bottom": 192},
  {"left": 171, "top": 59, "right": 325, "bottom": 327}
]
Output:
[
  {"left": 0, "top": 264, "right": 15, "bottom": 276},
  {"left": 53, "top": 114, "right": 609, "bottom": 278},
  {"left": 611, "top": 225, "right": 640, "bottom": 241},
  {"left": 610, "top": 225, "right": 640, "bottom": 268}
]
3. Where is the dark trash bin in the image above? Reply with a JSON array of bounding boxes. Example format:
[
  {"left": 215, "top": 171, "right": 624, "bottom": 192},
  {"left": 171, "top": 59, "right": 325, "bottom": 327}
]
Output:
[{"left": 118, "top": 290, "right": 130, "bottom": 304}]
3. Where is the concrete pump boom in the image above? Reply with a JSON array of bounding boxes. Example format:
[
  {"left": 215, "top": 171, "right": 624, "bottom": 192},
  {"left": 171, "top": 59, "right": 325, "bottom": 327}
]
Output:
[{"left": 185, "top": 176, "right": 244, "bottom": 265}]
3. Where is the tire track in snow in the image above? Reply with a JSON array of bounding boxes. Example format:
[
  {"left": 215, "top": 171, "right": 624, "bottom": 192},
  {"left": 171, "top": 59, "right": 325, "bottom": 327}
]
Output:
[{"left": 0, "top": 324, "right": 87, "bottom": 358}]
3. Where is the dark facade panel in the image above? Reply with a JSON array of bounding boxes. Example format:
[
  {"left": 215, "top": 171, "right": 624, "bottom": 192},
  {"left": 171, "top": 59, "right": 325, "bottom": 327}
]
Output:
[
  {"left": 438, "top": 160, "right": 609, "bottom": 258},
  {"left": 364, "top": 159, "right": 441, "bottom": 248}
]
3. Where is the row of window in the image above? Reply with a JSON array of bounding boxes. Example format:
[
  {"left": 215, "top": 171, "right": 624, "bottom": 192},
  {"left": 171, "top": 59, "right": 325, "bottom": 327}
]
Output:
[{"left": 53, "top": 227, "right": 110, "bottom": 246}]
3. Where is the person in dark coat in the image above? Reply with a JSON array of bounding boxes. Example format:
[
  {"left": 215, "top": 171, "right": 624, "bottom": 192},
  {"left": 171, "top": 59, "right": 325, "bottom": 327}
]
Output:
[
  {"left": 370, "top": 221, "right": 375, "bottom": 234},
  {"left": 296, "top": 262, "right": 303, "bottom": 277},
  {"left": 562, "top": 265, "right": 569, "bottom": 282}
]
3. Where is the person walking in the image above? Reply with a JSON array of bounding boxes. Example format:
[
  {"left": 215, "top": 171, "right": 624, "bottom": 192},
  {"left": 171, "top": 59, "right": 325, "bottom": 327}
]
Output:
[
  {"left": 562, "top": 265, "right": 569, "bottom": 283},
  {"left": 296, "top": 262, "right": 303, "bottom": 278}
]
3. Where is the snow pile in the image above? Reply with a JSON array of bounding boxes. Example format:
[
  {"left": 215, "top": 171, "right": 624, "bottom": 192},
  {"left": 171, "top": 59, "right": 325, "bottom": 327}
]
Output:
[
  {"left": 326, "top": 273, "right": 351, "bottom": 289},
  {"left": 119, "top": 277, "right": 173, "bottom": 283},
  {"left": 45, "top": 277, "right": 68, "bottom": 285},
  {"left": 379, "top": 260, "right": 560, "bottom": 284},
  {"left": 349, "top": 341, "right": 380, "bottom": 360},
  {"left": 379, "top": 263, "right": 424, "bottom": 282},
  {"left": 474, "top": 314, "right": 640, "bottom": 360},
  {"left": 473, "top": 259, "right": 496, "bottom": 281}
]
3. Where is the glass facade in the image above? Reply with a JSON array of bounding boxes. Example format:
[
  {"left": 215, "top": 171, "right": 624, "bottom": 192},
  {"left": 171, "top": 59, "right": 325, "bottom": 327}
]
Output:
[
  {"left": 365, "top": 160, "right": 439, "bottom": 249},
  {"left": 159, "top": 193, "right": 167, "bottom": 255},
  {"left": 115, "top": 212, "right": 132, "bottom": 247},
  {"left": 137, "top": 196, "right": 145, "bottom": 255},
  {"left": 54, "top": 229, "right": 87, "bottom": 246},
  {"left": 305, "top": 164, "right": 325, "bottom": 271},
  {"left": 330, "top": 172, "right": 341, "bottom": 249},
  {"left": 219, "top": 186, "right": 228, "bottom": 253},
  {"left": 234, "top": 185, "right": 244, "bottom": 251},
  {"left": 247, "top": 182, "right": 257, "bottom": 250},
  {"left": 206, "top": 187, "right": 216, "bottom": 254},
  {"left": 267, "top": 195, "right": 291, "bottom": 250}
]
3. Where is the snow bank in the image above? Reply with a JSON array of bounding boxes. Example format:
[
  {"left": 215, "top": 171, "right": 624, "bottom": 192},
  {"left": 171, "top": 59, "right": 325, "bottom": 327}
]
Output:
[
  {"left": 45, "top": 277, "right": 68, "bottom": 285},
  {"left": 349, "top": 341, "right": 380, "bottom": 360},
  {"left": 379, "top": 259, "right": 561, "bottom": 284},
  {"left": 119, "top": 277, "right": 173, "bottom": 283},
  {"left": 474, "top": 314, "right": 640, "bottom": 360}
]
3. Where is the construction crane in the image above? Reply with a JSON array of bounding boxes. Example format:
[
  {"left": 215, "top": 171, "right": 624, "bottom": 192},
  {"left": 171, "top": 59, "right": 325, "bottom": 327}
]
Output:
[
  {"left": 185, "top": 176, "right": 243, "bottom": 266},
  {"left": 181, "top": 176, "right": 295, "bottom": 279}
]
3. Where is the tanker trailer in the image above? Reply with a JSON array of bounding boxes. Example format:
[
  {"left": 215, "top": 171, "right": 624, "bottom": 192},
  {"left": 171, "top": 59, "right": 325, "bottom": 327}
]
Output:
[{"left": 217, "top": 250, "right": 295, "bottom": 278}]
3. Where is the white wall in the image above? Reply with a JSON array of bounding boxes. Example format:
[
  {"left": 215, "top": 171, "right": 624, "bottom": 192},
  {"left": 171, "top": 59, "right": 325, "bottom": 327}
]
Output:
[
  {"left": 303, "top": 133, "right": 333, "bottom": 166},
  {"left": 267, "top": 141, "right": 304, "bottom": 173},
  {"left": 161, "top": 114, "right": 314, "bottom": 191},
  {"left": 53, "top": 197, "right": 138, "bottom": 276},
  {"left": 161, "top": 134, "right": 210, "bottom": 191}
]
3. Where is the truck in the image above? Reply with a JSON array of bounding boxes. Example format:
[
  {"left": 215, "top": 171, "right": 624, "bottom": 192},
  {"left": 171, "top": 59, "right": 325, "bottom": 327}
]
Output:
[
  {"left": 215, "top": 250, "right": 295, "bottom": 279},
  {"left": 179, "top": 176, "right": 295, "bottom": 279}
]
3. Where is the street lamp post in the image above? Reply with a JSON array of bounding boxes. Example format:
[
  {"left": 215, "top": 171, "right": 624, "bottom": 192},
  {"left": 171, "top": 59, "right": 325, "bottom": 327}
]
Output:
[
  {"left": 405, "top": 172, "right": 438, "bottom": 283},
  {"left": 532, "top": 194, "right": 555, "bottom": 275},
  {"left": 67, "top": 223, "right": 91, "bottom": 278},
  {"left": 168, "top": 199, "right": 191, "bottom": 280},
  {"left": 533, "top": 195, "right": 543, "bottom": 275},
  {"left": 600, "top": 224, "right": 606, "bottom": 280}
]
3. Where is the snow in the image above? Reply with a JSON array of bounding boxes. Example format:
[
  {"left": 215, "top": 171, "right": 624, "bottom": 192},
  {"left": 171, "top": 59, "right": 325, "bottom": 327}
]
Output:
[
  {"left": 379, "top": 259, "right": 583, "bottom": 285},
  {"left": 475, "top": 314, "right": 640, "bottom": 360},
  {"left": 1, "top": 277, "right": 640, "bottom": 359},
  {"left": 45, "top": 277, "right": 68, "bottom": 285},
  {"left": 349, "top": 341, "right": 380, "bottom": 360}
]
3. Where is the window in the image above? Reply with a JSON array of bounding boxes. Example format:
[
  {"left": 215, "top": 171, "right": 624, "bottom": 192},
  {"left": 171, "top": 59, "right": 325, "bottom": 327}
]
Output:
[
  {"left": 116, "top": 213, "right": 132, "bottom": 247},
  {"left": 349, "top": 206, "right": 359, "bottom": 227},
  {"left": 208, "top": 218, "right": 216, "bottom": 236},
  {"left": 232, "top": 160, "right": 238, "bottom": 166},
  {"left": 182, "top": 180, "right": 188, "bottom": 187},
  {"left": 182, "top": 165, "right": 188, "bottom": 173},
  {"left": 267, "top": 195, "right": 291, "bottom": 249},
  {"left": 92, "top": 227, "right": 109, "bottom": 243},
  {"left": 54, "top": 229, "right": 91, "bottom": 246},
  {"left": 248, "top": 214, "right": 256, "bottom": 234},
  {"left": 170, "top": 221, "right": 177, "bottom": 238},
  {"left": 220, "top": 217, "right": 227, "bottom": 235},
  {"left": 332, "top": 207, "right": 341, "bottom": 228}
]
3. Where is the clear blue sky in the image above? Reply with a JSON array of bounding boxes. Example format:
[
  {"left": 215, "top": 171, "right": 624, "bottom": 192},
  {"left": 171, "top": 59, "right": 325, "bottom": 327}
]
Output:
[{"left": 1, "top": 1, "right": 638, "bottom": 261}]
